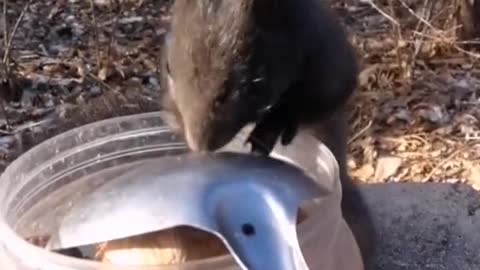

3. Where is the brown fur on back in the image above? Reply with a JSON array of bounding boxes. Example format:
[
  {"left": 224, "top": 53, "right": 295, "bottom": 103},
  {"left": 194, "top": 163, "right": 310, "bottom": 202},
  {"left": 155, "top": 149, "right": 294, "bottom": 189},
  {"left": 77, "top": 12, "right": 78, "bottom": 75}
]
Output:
[{"left": 169, "top": 0, "right": 255, "bottom": 104}]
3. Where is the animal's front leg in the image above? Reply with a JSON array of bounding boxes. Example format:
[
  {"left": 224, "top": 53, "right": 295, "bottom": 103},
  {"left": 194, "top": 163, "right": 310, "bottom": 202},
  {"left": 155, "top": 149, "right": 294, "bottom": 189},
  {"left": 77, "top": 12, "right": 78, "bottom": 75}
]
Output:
[{"left": 247, "top": 123, "right": 281, "bottom": 155}]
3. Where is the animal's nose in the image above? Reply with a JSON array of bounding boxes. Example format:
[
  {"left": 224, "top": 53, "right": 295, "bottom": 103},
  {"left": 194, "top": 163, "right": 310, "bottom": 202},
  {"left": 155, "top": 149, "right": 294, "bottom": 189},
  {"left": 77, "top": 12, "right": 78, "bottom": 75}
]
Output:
[
  {"left": 185, "top": 127, "right": 229, "bottom": 153},
  {"left": 183, "top": 120, "right": 235, "bottom": 152}
]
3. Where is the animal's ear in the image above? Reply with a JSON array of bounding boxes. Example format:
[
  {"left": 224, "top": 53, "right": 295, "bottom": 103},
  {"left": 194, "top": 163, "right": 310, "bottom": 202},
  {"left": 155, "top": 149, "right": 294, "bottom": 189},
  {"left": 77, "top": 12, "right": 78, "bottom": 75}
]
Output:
[{"left": 253, "top": 0, "right": 278, "bottom": 28}]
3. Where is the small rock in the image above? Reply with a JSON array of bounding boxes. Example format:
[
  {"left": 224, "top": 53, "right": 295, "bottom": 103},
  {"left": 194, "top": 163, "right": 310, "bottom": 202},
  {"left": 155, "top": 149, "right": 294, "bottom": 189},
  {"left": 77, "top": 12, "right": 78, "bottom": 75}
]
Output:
[
  {"left": 90, "top": 86, "right": 102, "bottom": 97},
  {"left": 0, "top": 135, "right": 16, "bottom": 150},
  {"left": 148, "top": 77, "right": 160, "bottom": 88},
  {"left": 418, "top": 105, "right": 450, "bottom": 125}
]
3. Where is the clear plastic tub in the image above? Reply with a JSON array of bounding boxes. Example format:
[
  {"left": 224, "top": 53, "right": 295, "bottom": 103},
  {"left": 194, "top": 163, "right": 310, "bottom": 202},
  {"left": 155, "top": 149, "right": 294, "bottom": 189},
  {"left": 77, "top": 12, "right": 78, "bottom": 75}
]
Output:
[{"left": 0, "top": 111, "right": 363, "bottom": 270}]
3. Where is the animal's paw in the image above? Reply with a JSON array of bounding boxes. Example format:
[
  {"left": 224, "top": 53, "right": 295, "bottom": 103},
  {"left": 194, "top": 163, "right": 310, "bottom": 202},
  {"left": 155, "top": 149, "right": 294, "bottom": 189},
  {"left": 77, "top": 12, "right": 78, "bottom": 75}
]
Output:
[
  {"left": 279, "top": 121, "right": 298, "bottom": 146},
  {"left": 246, "top": 119, "right": 298, "bottom": 156}
]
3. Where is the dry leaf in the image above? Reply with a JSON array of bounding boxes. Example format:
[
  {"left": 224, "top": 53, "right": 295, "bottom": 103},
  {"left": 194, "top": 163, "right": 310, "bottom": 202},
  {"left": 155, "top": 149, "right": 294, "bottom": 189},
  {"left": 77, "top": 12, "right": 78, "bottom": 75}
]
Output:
[
  {"left": 358, "top": 64, "right": 379, "bottom": 87},
  {"left": 98, "top": 67, "right": 109, "bottom": 82},
  {"left": 374, "top": 156, "right": 403, "bottom": 182},
  {"left": 467, "top": 165, "right": 480, "bottom": 191},
  {"left": 351, "top": 164, "right": 375, "bottom": 182}
]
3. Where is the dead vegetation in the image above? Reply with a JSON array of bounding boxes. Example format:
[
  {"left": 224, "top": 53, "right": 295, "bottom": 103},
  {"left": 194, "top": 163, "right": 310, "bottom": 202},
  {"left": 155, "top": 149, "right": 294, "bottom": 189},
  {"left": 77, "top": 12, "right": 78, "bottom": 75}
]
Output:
[
  {"left": 0, "top": 0, "right": 478, "bottom": 188},
  {"left": 337, "top": 0, "right": 480, "bottom": 188}
]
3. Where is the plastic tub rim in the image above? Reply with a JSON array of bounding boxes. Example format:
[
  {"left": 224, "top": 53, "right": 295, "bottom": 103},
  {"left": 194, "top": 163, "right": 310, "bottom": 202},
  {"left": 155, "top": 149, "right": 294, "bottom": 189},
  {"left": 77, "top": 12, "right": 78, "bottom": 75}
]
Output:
[{"left": 0, "top": 111, "right": 340, "bottom": 270}]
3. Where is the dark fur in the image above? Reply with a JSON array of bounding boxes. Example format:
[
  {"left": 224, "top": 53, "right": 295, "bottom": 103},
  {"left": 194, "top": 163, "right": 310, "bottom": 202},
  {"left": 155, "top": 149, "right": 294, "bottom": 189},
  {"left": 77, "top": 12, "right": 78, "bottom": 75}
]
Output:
[{"left": 161, "top": 0, "right": 376, "bottom": 265}]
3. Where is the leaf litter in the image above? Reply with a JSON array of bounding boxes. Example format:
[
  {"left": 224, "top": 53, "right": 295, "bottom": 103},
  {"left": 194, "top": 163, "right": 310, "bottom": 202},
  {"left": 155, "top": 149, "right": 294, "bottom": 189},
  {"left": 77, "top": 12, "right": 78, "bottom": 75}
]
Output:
[{"left": 0, "top": 0, "right": 478, "bottom": 189}]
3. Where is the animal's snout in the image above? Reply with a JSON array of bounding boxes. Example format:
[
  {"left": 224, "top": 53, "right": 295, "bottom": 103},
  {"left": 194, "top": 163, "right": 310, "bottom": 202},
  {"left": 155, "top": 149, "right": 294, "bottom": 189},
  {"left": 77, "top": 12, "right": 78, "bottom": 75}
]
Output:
[
  {"left": 184, "top": 126, "right": 203, "bottom": 152},
  {"left": 184, "top": 124, "right": 236, "bottom": 153}
]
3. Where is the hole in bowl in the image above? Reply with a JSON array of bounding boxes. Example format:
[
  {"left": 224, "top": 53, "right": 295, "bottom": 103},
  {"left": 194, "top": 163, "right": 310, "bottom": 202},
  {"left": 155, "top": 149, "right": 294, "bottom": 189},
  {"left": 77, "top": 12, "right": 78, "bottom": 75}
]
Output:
[{"left": 241, "top": 223, "right": 256, "bottom": 237}]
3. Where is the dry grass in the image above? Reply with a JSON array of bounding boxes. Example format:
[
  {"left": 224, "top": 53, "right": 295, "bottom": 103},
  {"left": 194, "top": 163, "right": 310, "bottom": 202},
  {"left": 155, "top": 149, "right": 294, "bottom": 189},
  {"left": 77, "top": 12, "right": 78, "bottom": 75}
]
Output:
[{"left": 335, "top": 0, "right": 480, "bottom": 188}]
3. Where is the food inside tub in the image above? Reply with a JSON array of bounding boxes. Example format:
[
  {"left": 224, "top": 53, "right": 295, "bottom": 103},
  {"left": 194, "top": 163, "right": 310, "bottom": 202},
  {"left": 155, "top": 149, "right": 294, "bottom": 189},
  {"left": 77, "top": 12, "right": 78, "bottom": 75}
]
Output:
[
  {"left": 24, "top": 208, "right": 309, "bottom": 266},
  {"left": 25, "top": 227, "right": 228, "bottom": 265},
  {"left": 97, "top": 208, "right": 308, "bottom": 266},
  {"left": 96, "top": 226, "right": 228, "bottom": 265}
]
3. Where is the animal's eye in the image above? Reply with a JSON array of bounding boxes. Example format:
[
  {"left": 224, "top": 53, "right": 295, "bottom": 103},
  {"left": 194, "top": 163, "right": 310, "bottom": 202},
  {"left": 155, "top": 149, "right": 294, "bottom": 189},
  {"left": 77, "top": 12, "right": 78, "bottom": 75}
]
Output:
[
  {"left": 215, "top": 89, "right": 230, "bottom": 106},
  {"left": 241, "top": 223, "right": 256, "bottom": 237},
  {"left": 215, "top": 77, "right": 239, "bottom": 106}
]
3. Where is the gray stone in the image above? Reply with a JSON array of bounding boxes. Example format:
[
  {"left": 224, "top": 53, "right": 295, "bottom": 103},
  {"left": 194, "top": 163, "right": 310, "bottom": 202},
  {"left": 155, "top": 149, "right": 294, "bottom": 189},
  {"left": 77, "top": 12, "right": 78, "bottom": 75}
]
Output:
[{"left": 360, "top": 183, "right": 480, "bottom": 270}]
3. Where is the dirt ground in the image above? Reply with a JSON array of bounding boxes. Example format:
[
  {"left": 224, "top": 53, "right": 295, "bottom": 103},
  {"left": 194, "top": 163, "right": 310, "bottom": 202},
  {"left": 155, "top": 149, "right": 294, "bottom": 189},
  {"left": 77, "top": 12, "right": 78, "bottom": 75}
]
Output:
[
  {"left": 0, "top": 0, "right": 479, "bottom": 188},
  {"left": 362, "top": 182, "right": 480, "bottom": 270}
]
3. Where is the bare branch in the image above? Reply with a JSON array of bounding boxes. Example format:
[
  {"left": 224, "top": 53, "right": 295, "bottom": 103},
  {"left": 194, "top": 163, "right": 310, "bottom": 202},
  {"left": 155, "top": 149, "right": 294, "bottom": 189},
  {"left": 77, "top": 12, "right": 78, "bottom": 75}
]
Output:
[
  {"left": 2, "top": 0, "right": 8, "bottom": 49},
  {"left": 3, "top": 0, "right": 32, "bottom": 64},
  {"left": 365, "top": 0, "right": 400, "bottom": 26},
  {"left": 89, "top": 0, "right": 102, "bottom": 70}
]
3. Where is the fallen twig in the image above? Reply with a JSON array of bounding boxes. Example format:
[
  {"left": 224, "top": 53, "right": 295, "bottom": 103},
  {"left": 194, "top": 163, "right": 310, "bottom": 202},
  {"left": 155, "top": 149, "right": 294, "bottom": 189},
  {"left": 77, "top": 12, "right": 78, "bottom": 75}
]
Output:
[
  {"left": 3, "top": 0, "right": 31, "bottom": 64},
  {"left": 365, "top": 0, "right": 400, "bottom": 26},
  {"left": 88, "top": 0, "right": 102, "bottom": 70}
]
